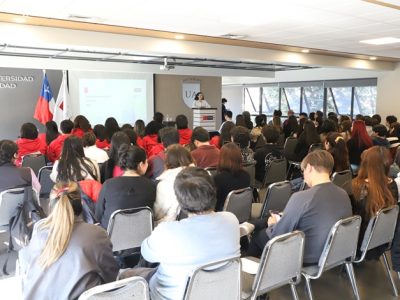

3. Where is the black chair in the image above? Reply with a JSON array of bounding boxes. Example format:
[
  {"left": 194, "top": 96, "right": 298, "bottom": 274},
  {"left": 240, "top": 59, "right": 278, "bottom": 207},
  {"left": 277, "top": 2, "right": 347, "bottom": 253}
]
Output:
[
  {"left": 22, "top": 154, "right": 46, "bottom": 176},
  {"left": 243, "top": 162, "right": 256, "bottom": 188},
  {"left": 262, "top": 158, "right": 287, "bottom": 188},
  {"left": 283, "top": 138, "right": 301, "bottom": 179},
  {"left": 331, "top": 170, "right": 353, "bottom": 195}
]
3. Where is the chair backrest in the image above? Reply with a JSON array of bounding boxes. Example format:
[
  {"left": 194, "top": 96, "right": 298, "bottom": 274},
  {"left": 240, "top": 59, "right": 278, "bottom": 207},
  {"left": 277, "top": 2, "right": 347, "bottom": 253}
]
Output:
[
  {"left": 78, "top": 276, "right": 150, "bottom": 300},
  {"left": 243, "top": 162, "right": 256, "bottom": 188},
  {"left": 223, "top": 187, "right": 253, "bottom": 223},
  {"left": 277, "top": 133, "right": 285, "bottom": 146},
  {"left": 107, "top": 207, "right": 153, "bottom": 252},
  {"left": 183, "top": 256, "right": 241, "bottom": 300},
  {"left": 360, "top": 205, "right": 399, "bottom": 258},
  {"left": 0, "top": 187, "right": 25, "bottom": 227},
  {"left": 331, "top": 170, "right": 353, "bottom": 195},
  {"left": 250, "top": 231, "right": 305, "bottom": 297},
  {"left": 283, "top": 138, "right": 298, "bottom": 161},
  {"left": 38, "top": 166, "right": 53, "bottom": 198},
  {"left": 308, "top": 143, "right": 323, "bottom": 153},
  {"left": 22, "top": 154, "right": 46, "bottom": 176},
  {"left": 260, "top": 181, "right": 292, "bottom": 218},
  {"left": 317, "top": 216, "right": 361, "bottom": 274},
  {"left": 263, "top": 158, "right": 287, "bottom": 187}
]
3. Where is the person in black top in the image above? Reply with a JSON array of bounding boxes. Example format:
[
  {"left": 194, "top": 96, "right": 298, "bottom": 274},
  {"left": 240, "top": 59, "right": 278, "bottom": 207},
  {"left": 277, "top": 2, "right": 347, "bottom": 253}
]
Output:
[
  {"left": 294, "top": 120, "right": 320, "bottom": 162},
  {"left": 221, "top": 98, "right": 227, "bottom": 121},
  {"left": 95, "top": 144, "right": 156, "bottom": 229},
  {"left": 0, "top": 140, "right": 31, "bottom": 192},
  {"left": 254, "top": 126, "right": 283, "bottom": 182},
  {"left": 213, "top": 142, "right": 250, "bottom": 211}
]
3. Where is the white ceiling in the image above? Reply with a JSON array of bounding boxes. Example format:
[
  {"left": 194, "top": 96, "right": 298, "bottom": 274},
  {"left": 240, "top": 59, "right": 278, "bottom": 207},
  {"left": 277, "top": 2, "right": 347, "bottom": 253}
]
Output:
[{"left": 0, "top": 0, "right": 400, "bottom": 58}]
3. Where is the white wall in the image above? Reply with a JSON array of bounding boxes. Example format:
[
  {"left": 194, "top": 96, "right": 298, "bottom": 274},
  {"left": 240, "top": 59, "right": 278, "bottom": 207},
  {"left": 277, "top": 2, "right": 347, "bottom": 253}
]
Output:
[
  {"left": 221, "top": 86, "right": 243, "bottom": 119},
  {"left": 376, "top": 63, "right": 400, "bottom": 118}
]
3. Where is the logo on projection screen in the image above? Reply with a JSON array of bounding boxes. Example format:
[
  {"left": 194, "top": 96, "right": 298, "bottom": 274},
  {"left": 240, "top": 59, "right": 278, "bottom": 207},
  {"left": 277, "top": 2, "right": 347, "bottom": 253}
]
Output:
[{"left": 182, "top": 80, "right": 200, "bottom": 108}]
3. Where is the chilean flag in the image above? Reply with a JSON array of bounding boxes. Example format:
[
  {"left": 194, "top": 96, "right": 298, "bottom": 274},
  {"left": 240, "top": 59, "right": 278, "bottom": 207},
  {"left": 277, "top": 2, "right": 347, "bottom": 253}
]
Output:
[{"left": 34, "top": 73, "right": 55, "bottom": 124}]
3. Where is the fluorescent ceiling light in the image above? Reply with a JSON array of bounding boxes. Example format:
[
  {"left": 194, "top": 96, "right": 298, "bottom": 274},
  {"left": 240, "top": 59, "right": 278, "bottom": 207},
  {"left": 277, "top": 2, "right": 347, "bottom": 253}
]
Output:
[
  {"left": 301, "top": 49, "right": 310, "bottom": 53},
  {"left": 360, "top": 37, "right": 400, "bottom": 45},
  {"left": 369, "top": 57, "right": 377, "bottom": 60},
  {"left": 174, "top": 35, "right": 185, "bottom": 40}
]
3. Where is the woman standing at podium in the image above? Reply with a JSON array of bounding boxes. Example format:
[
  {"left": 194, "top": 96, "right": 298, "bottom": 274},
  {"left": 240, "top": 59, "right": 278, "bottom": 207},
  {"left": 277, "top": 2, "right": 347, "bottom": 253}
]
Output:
[{"left": 192, "top": 92, "right": 211, "bottom": 108}]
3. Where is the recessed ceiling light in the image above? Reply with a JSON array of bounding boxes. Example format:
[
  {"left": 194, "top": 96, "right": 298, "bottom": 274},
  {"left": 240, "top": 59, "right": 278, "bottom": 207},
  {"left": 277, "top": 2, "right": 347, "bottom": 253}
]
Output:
[
  {"left": 369, "top": 56, "right": 377, "bottom": 60},
  {"left": 360, "top": 37, "right": 400, "bottom": 45},
  {"left": 220, "top": 34, "right": 247, "bottom": 40},
  {"left": 175, "top": 35, "right": 185, "bottom": 40},
  {"left": 301, "top": 49, "right": 310, "bottom": 53},
  {"left": 13, "top": 16, "right": 26, "bottom": 23}
]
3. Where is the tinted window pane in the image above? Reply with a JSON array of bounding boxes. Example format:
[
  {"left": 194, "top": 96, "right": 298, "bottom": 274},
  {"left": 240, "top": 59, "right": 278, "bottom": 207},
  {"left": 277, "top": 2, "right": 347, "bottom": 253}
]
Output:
[
  {"left": 303, "top": 86, "right": 323, "bottom": 114},
  {"left": 244, "top": 87, "right": 260, "bottom": 115},
  {"left": 283, "top": 88, "right": 301, "bottom": 113},
  {"left": 330, "top": 87, "right": 352, "bottom": 116},
  {"left": 354, "top": 86, "right": 376, "bottom": 116},
  {"left": 262, "top": 86, "right": 279, "bottom": 115}
]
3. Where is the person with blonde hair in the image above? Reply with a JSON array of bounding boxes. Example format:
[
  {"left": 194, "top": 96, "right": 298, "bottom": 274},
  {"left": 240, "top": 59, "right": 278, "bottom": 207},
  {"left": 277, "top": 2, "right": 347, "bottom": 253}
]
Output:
[{"left": 19, "top": 181, "right": 119, "bottom": 300}]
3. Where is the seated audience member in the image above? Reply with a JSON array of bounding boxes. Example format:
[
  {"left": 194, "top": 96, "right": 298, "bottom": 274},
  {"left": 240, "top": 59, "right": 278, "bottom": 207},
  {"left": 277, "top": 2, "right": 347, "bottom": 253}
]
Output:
[
  {"left": 231, "top": 126, "right": 254, "bottom": 164},
  {"left": 283, "top": 115, "right": 299, "bottom": 139},
  {"left": 82, "top": 132, "right": 109, "bottom": 164},
  {"left": 324, "top": 132, "right": 350, "bottom": 172},
  {"left": 38, "top": 121, "right": 59, "bottom": 146},
  {"left": 364, "top": 116, "right": 374, "bottom": 136},
  {"left": 339, "top": 119, "right": 352, "bottom": 142},
  {"left": 104, "top": 117, "right": 120, "bottom": 142},
  {"left": 243, "top": 111, "right": 254, "bottom": 130},
  {"left": 134, "top": 119, "right": 145, "bottom": 148},
  {"left": 71, "top": 115, "right": 92, "bottom": 138},
  {"left": 153, "top": 112, "right": 165, "bottom": 126},
  {"left": 371, "top": 124, "right": 390, "bottom": 148},
  {"left": 147, "top": 127, "right": 180, "bottom": 180},
  {"left": 50, "top": 135, "right": 100, "bottom": 183},
  {"left": 219, "top": 110, "right": 233, "bottom": 132},
  {"left": 15, "top": 122, "right": 47, "bottom": 166},
  {"left": 294, "top": 120, "right": 320, "bottom": 161},
  {"left": 142, "top": 120, "right": 163, "bottom": 156},
  {"left": 250, "top": 114, "right": 266, "bottom": 147},
  {"left": 254, "top": 126, "right": 283, "bottom": 183},
  {"left": 319, "top": 119, "right": 337, "bottom": 143},
  {"left": 372, "top": 114, "right": 382, "bottom": 125},
  {"left": 0, "top": 140, "right": 32, "bottom": 192},
  {"left": 93, "top": 124, "right": 110, "bottom": 150},
  {"left": 248, "top": 150, "right": 352, "bottom": 263},
  {"left": 128, "top": 167, "right": 240, "bottom": 300},
  {"left": 175, "top": 114, "right": 192, "bottom": 146},
  {"left": 19, "top": 182, "right": 119, "bottom": 300},
  {"left": 352, "top": 146, "right": 398, "bottom": 259},
  {"left": 235, "top": 114, "right": 246, "bottom": 127},
  {"left": 122, "top": 127, "right": 139, "bottom": 146},
  {"left": 347, "top": 120, "right": 373, "bottom": 172},
  {"left": 96, "top": 145, "right": 156, "bottom": 229},
  {"left": 100, "top": 131, "right": 131, "bottom": 183},
  {"left": 386, "top": 115, "right": 399, "bottom": 137},
  {"left": 210, "top": 121, "right": 235, "bottom": 149},
  {"left": 191, "top": 127, "right": 220, "bottom": 168},
  {"left": 214, "top": 143, "right": 250, "bottom": 211},
  {"left": 268, "top": 110, "right": 282, "bottom": 126},
  {"left": 154, "top": 144, "right": 195, "bottom": 224},
  {"left": 47, "top": 119, "right": 74, "bottom": 162}
]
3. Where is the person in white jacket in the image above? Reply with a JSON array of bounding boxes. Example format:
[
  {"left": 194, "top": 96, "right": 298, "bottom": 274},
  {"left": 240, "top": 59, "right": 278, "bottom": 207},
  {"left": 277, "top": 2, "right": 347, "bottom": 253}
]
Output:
[{"left": 153, "top": 144, "right": 195, "bottom": 225}]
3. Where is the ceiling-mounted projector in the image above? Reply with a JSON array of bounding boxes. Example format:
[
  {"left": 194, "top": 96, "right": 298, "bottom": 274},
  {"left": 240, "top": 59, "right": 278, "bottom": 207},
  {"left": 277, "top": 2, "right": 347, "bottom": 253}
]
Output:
[{"left": 160, "top": 57, "right": 175, "bottom": 71}]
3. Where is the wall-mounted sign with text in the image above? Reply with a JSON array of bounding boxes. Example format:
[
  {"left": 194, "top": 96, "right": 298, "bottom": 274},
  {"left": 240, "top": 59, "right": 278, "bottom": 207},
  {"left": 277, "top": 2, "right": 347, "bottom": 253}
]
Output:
[
  {"left": 182, "top": 79, "right": 200, "bottom": 108},
  {"left": 0, "top": 75, "right": 34, "bottom": 88}
]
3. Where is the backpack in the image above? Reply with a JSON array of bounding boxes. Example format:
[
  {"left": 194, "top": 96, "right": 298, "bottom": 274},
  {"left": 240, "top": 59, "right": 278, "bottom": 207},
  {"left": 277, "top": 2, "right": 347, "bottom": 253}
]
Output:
[
  {"left": 3, "top": 187, "right": 46, "bottom": 275},
  {"left": 264, "top": 150, "right": 283, "bottom": 171}
]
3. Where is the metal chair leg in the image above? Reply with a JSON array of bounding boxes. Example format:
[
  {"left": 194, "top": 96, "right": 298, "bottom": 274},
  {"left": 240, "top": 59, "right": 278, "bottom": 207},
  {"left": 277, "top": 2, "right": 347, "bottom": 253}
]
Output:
[
  {"left": 290, "top": 283, "right": 299, "bottom": 300},
  {"left": 382, "top": 252, "right": 399, "bottom": 297},
  {"left": 304, "top": 277, "right": 314, "bottom": 300},
  {"left": 345, "top": 263, "right": 360, "bottom": 300}
]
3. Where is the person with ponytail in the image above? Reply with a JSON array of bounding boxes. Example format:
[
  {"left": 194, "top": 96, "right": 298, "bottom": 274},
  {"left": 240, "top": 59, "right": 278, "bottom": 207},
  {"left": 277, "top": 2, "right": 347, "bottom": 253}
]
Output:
[
  {"left": 19, "top": 181, "right": 118, "bottom": 300},
  {"left": 95, "top": 145, "right": 156, "bottom": 229},
  {"left": 352, "top": 146, "right": 398, "bottom": 259},
  {"left": 324, "top": 132, "right": 350, "bottom": 172}
]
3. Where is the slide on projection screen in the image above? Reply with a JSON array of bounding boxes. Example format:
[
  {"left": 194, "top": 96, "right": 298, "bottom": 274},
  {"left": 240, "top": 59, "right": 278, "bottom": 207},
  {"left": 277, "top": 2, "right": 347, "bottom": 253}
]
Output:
[{"left": 69, "top": 71, "right": 154, "bottom": 125}]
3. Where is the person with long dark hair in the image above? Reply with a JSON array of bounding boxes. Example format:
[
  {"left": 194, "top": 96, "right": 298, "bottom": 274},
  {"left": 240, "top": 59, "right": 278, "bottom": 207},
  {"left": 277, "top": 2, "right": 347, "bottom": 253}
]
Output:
[
  {"left": 50, "top": 135, "right": 100, "bottom": 183},
  {"left": 242, "top": 111, "right": 254, "bottom": 130},
  {"left": 283, "top": 115, "right": 299, "bottom": 138},
  {"left": 19, "top": 181, "right": 118, "bottom": 300},
  {"left": 294, "top": 120, "right": 320, "bottom": 161},
  {"left": 47, "top": 120, "right": 74, "bottom": 162},
  {"left": 192, "top": 92, "right": 210, "bottom": 108},
  {"left": 71, "top": 115, "right": 91, "bottom": 138},
  {"left": 175, "top": 114, "right": 192, "bottom": 146},
  {"left": 96, "top": 145, "right": 156, "bottom": 228},
  {"left": 134, "top": 119, "right": 145, "bottom": 148},
  {"left": 214, "top": 143, "right": 250, "bottom": 211},
  {"left": 347, "top": 120, "right": 373, "bottom": 172},
  {"left": 324, "top": 132, "right": 350, "bottom": 172},
  {"left": 38, "top": 121, "right": 59, "bottom": 146},
  {"left": 210, "top": 121, "right": 235, "bottom": 149},
  {"left": 93, "top": 124, "right": 110, "bottom": 150},
  {"left": 142, "top": 121, "right": 163, "bottom": 156},
  {"left": 100, "top": 131, "right": 131, "bottom": 183},
  {"left": 104, "top": 117, "right": 120, "bottom": 142}
]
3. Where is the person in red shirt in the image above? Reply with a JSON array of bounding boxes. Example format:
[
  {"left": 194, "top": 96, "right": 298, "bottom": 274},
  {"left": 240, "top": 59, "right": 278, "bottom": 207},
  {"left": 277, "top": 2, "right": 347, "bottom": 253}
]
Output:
[
  {"left": 38, "top": 121, "right": 59, "bottom": 146},
  {"left": 142, "top": 121, "right": 163, "bottom": 157},
  {"left": 47, "top": 120, "right": 74, "bottom": 162},
  {"left": 93, "top": 124, "right": 110, "bottom": 150},
  {"left": 190, "top": 126, "right": 220, "bottom": 168},
  {"left": 15, "top": 123, "right": 47, "bottom": 166},
  {"left": 71, "top": 115, "right": 92, "bottom": 138},
  {"left": 176, "top": 114, "right": 192, "bottom": 146}
]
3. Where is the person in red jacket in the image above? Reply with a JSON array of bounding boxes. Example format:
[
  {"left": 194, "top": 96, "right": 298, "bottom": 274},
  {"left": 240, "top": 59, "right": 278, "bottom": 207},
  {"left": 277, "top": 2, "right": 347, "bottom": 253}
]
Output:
[
  {"left": 47, "top": 120, "right": 74, "bottom": 162},
  {"left": 38, "top": 121, "right": 59, "bottom": 147},
  {"left": 134, "top": 119, "right": 146, "bottom": 149},
  {"left": 176, "top": 114, "right": 192, "bottom": 146},
  {"left": 142, "top": 121, "right": 163, "bottom": 157},
  {"left": 71, "top": 115, "right": 92, "bottom": 138},
  {"left": 15, "top": 123, "right": 47, "bottom": 166},
  {"left": 191, "top": 126, "right": 220, "bottom": 168},
  {"left": 93, "top": 124, "right": 110, "bottom": 150}
]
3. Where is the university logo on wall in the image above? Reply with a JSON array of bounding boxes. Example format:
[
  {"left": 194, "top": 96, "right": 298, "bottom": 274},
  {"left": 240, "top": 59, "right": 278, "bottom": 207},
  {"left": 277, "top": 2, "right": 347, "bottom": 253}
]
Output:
[{"left": 182, "top": 79, "right": 200, "bottom": 108}]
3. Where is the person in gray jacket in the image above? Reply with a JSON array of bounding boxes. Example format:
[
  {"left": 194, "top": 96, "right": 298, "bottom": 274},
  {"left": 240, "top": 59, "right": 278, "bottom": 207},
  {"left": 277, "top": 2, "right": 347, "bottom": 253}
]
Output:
[{"left": 19, "top": 181, "right": 119, "bottom": 300}]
